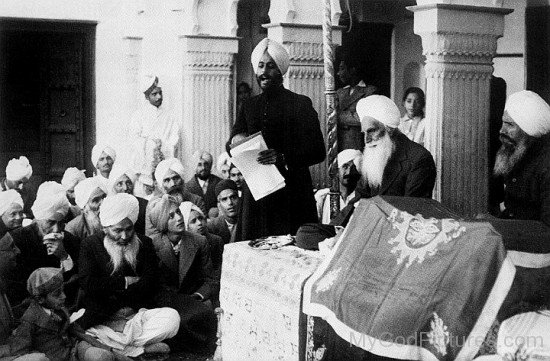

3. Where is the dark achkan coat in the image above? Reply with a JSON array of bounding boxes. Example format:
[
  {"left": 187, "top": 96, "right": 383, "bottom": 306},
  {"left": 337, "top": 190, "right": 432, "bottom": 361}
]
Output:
[
  {"left": 498, "top": 137, "right": 550, "bottom": 227},
  {"left": 229, "top": 85, "right": 326, "bottom": 241},
  {"left": 185, "top": 174, "right": 222, "bottom": 213}
]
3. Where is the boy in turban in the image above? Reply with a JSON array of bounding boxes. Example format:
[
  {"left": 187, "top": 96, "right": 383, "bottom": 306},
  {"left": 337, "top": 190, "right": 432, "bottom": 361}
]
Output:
[{"left": 228, "top": 38, "right": 326, "bottom": 241}]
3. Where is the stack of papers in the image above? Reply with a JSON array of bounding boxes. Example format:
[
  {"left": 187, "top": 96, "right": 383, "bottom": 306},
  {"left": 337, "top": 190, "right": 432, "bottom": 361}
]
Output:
[{"left": 230, "top": 132, "right": 286, "bottom": 200}]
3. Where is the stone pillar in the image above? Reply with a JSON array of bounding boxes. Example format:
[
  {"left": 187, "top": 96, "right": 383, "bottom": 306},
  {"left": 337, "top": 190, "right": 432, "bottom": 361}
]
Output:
[
  {"left": 179, "top": 35, "right": 239, "bottom": 174},
  {"left": 408, "top": 3, "right": 512, "bottom": 216},
  {"left": 264, "top": 24, "right": 342, "bottom": 189}
]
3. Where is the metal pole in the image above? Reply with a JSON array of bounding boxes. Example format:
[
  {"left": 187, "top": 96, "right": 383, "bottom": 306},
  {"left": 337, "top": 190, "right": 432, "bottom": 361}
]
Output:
[{"left": 323, "top": 0, "right": 340, "bottom": 220}]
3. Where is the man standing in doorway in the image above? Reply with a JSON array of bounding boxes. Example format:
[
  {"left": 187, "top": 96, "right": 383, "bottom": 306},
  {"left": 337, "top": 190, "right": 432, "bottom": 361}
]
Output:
[{"left": 228, "top": 38, "right": 326, "bottom": 241}]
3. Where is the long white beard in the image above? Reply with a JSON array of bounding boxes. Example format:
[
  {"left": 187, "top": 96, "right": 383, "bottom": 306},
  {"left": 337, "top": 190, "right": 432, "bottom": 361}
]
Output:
[
  {"left": 493, "top": 140, "right": 529, "bottom": 177},
  {"left": 103, "top": 236, "right": 141, "bottom": 275},
  {"left": 361, "top": 133, "right": 395, "bottom": 189}
]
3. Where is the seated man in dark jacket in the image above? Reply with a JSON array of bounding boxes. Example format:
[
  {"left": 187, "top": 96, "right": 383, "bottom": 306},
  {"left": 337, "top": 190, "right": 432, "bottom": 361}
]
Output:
[
  {"left": 78, "top": 193, "right": 179, "bottom": 357},
  {"left": 332, "top": 95, "right": 436, "bottom": 226},
  {"left": 147, "top": 195, "right": 217, "bottom": 352}
]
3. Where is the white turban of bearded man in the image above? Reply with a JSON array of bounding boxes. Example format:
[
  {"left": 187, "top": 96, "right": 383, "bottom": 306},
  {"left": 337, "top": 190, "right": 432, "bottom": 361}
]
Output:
[
  {"left": 99, "top": 193, "right": 139, "bottom": 227},
  {"left": 91, "top": 144, "right": 117, "bottom": 168},
  {"left": 61, "top": 167, "right": 86, "bottom": 190},
  {"left": 154, "top": 158, "right": 185, "bottom": 185},
  {"left": 0, "top": 190, "right": 24, "bottom": 216},
  {"left": 179, "top": 201, "right": 205, "bottom": 229},
  {"left": 31, "top": 182, "right": 70, "bottom": 221},
  {"left": 250, "top": 38, "right": 290, "bottom": 75},
  {"left": 6, "top": 156, "right": 33, "bottom": 182},
  {"left": 74, "top": 177, "right": 106, "bottom": 210},
  {"left": 357, "top": 95, "right": 401, "bottom": 130},
  {"left": 505, "top": 90, "right": 550, "bottom": 138}
]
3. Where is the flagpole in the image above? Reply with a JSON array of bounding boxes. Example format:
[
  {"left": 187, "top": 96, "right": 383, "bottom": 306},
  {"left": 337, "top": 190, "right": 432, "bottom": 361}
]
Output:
[{"left": 323, "top": 0, "right": 340, "bottom": 220}]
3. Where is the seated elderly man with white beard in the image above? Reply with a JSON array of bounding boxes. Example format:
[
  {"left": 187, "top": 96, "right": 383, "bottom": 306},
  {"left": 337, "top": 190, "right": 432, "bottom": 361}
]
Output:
[
  {"left": 65, "top": 177, "right": 107, "bottom": 240},
  {"left": 332, "top": 95, "right": 436, "bottom": 225},
  {"left": 355, "top": 95, "right": 436, "bottom": 199},
  {"left": 0, "top": 190, "right": 24, "bottom": 239},
  {"left": 492, "top": 90, "right": 550, "bottom": 226},
  {"left": 77, "top": 193, "right": 179, "bottom": 357}
]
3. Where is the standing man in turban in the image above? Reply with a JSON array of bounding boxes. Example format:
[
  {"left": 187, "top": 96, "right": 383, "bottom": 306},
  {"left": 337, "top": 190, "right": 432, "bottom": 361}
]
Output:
[
  {"left": 77, "top": 193, "right": 179, "bottom": 356},
  {"left": 65, "top": 177, "right": 107, "bottom": 240},
  {"left": 0, "top": 190, "right": 24, "bottom": 239},
  {"left": 91, "top": 144, "right": 116, "bottom": 190},
  {"left": 353, "top": 95, "right": 436, "bottom": 200},
  {"left": 146, "top": 158, "right": 206, "bottom": 237},
  {"left": 228, "top": 38, "right": 326, "bottom": 241},
  {"left": 5, "top": 182, "right": 81, "bottom": 308},
  {"left": 130, "top": 75, "right": 181, "bottom": 187},
  {"left": 492, "top": 90, "right": 550, "bottom": 226},
  {"left": 1, "top": 156, "right": 34, "bottom": 218}
]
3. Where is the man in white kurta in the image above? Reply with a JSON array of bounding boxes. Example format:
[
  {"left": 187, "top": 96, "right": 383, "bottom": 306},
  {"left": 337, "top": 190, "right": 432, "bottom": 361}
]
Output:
[{"left": 129, "top": 76, "right": 181, "bottom": 179}]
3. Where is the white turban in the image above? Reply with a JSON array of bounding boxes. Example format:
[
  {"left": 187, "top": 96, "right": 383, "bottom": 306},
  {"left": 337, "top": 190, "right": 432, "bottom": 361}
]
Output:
[
  {"left": 140, "top": 75, "right": 159, "bottom": 94},
  {"left": 0, "top": 190, "right": 24, "bottom": 216},
  {"left": 505, "top": 90, "right": 550, "bottom": 138},
  {"left": 74, "top": 177, "right": 106, "bottom": 209},
  {"left": 107, "top": 165, "right": 137, "bottom": 195},
  {"left": 217, "top": 152, "right": 232, "bottom": 173},
  {"left": 338, "top": 149, "right": 362, "bottom": 169},
  {"left": 154, "top": 158, "right": 185, "bottom": 184},
  {"left": 179, "top": 201, "right": 204, "bottom": 229},
  {"left": 91, "top": 144, "right": 117, "bottom": 169},
  {"left": 251, "top": 38, "right": 290, "bottom": 75},
  {"left": 31, "top": 182, "right": 70, "bottom": 220},
  {"left": 357, "top": 95, "right": 401, "bottom": 130},
  {"left": 6, "top": 156, "right": 33, "bottom": 182},
  {"left": 99, "top": 193, "right": 139, "bottom": 227},
  {"left": 61, "top": 167, "right": 86, "bottom": 190}
]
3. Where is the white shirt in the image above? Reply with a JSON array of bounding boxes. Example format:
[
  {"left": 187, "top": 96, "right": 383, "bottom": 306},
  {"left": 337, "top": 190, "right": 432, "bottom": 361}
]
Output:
[{"left": 317, "top": 189, "right": 356, "bottom": 224}]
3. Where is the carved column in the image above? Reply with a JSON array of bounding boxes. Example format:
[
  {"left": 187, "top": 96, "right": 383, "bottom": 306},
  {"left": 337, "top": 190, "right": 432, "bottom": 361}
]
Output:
[
  {"left": 265, "top": 24, "right": 342, "bottom": 189},
  {"left": 408, "top": 4, "right": 512, "bottom": 216},
  {"left": 179, "top": 36, "right": 238, "bottom": 172}
]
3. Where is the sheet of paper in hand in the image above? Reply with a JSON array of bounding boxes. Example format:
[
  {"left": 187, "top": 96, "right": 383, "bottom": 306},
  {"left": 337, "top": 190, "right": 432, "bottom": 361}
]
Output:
[
  {"left": 230, "top": 132, "right": 285, "bottom": 200},
  {"left": 303, "top": 196, "right": 516, "bottom": 361}
]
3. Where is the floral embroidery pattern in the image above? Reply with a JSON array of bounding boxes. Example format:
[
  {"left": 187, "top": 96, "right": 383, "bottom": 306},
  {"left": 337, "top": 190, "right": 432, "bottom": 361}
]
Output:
[
  {"left": 387, "top": 209, "right": 466, "bottom": 267},
  {"left": 427, "top": 312, "right": 450, "bottom": 357}
]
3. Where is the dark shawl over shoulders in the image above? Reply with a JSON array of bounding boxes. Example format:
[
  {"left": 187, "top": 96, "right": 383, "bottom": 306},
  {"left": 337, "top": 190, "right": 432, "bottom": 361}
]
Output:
[
  {"left": 229, "top": 86, "right": 326, "bottom": 240},
  {"left": 77, "top": 232, "right": 159, "bottom": 329}
]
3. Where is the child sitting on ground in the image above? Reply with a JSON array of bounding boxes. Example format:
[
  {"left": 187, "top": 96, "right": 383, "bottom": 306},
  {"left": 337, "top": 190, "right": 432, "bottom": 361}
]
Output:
[{"left": 7, "top": 267, "right": 130, "bottom": 361}]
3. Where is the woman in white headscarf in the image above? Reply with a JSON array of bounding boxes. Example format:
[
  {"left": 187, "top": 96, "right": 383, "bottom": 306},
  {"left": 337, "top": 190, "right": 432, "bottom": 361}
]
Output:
[{"left": 146, "top": 195, "right": 217, "bottom": 352}]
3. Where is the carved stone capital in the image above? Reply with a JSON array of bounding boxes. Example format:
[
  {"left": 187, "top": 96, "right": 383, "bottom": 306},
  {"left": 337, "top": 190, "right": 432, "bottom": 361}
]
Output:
[
  {"left": 420, "top": 32, "right": 499, "bottom": 64},
  {"left": 184, "top": 52, "right": 234, "bottom": 72}
]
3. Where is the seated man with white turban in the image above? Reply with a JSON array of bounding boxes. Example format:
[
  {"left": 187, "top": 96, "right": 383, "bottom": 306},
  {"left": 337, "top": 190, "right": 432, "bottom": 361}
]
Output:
[
  {"left": 355, "top": 95, "right": 436, "bottom": 199},
  {"left": 65, "top": 178, "right": 107, "bottom": 241},
  {"left": 107, "top": 165, "right": 148, "bottom": 235},
  {"left": 1, "top": 156, "right": 34, "bottom": 218},
  {"left": 91, "top": 144, "right": 116, "bottom": 190},
  {"left": 147, "top": 196, "right": 217, "bottom": 352},
  {"left": 492, "top": 90, "right": 550, "bottom": 227},
  {"left": 4, "top": 181, "right": 81, "bottom": 309},
  {"left": 228, "top": 38, "right": 326, "bottom": 241},
  {"left": 77, "top": 193, "right": 180, "bottom": 357},
  {"left": 0, "top": 190, "right": 24, "bottom": 239},
  {"left": 61, "top": 167, "right": 87, "bottom": 222},
  {"left": 314, "top": 149, "right": 362, "bottom": 224},
  {"left": 146, "top": 158, "right": 206, "bottom": 237}
]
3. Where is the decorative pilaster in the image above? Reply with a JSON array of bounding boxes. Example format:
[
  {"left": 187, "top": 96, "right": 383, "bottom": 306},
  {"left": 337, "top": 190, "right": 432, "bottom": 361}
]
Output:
[
  {"left": 408, "top": 4, "right": 512, "bottom": 216},
  {"left": 180, "top": 36, "right": 238, "bottom": 173},
  {"left": 265, "top": 24, "right": 342, "bottom": 189}
]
